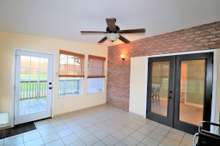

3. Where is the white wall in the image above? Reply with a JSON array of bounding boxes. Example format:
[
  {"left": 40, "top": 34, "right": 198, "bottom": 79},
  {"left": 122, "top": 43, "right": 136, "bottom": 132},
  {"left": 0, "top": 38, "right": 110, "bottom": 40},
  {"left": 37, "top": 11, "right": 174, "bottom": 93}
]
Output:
[
  {"left": 0, "top": 32, "right": 107, "bottom": 127},
  {"left": 129, "top": 50, "right": 220, "bottom": 124},
  {"left": 129, "top": 57, "right": 148, "bottom": 117},
  {"left": 212, "top": 50, "right": 220, "bottom": 123}
]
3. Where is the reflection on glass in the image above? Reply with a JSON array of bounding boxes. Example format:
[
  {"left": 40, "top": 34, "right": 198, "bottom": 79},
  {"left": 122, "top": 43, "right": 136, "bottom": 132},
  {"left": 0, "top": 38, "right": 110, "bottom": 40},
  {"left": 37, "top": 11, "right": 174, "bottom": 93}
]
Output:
[
  {"left": 180, "top": 60, "right": 205, "bottom": 125},
  {"left": 19, "top": 56, "right": 48, "bottom": 115},
  {"left": 151, "top": 61, "right": 170, "bottom": 116}
]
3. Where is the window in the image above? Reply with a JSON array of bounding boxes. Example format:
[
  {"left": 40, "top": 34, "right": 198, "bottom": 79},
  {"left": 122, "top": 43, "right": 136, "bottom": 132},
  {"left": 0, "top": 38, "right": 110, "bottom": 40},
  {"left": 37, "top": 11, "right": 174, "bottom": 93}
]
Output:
[
  {"left": 88, "top": 78, "right": 104, "bottom": 93},
  {"left": 59, "top": 50, "right": 84, "bottom": 77},
  {"left": 88, "top": 55, "right": 105, "bottom": 78},
  {"left": 59, "top": 50, "right": 84, "bottom": 96},
  {"left": 87, "top": 55, "right": 105, "bottom": 93},
  {"left": 59, "top": 78, "right": 81, "bottom": 96}
]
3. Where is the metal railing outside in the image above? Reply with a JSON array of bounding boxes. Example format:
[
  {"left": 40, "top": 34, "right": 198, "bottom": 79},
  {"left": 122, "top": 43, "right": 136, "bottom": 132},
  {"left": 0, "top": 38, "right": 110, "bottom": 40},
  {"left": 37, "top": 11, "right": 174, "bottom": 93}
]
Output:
[{"left": 19, "top": 80, "right": 47, "bottom": 100}]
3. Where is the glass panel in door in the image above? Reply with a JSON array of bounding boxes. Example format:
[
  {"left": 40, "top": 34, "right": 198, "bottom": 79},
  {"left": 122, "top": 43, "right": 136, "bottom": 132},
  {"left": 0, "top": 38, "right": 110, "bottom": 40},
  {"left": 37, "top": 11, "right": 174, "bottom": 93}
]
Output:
[
  {"left": 179, "top": 59, "right": 205, "bottom": 126},
  {"left": 150, "top": 61, "right": 170, "bottom": 117},
  {"left": 19, "top": 55, "right": 48, "bottom": 116}
]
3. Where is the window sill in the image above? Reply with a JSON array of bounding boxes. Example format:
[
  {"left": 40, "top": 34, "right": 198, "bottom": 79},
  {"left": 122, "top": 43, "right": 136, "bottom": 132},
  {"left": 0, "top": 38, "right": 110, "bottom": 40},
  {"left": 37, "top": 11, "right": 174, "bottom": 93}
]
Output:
[
  {"left": 59, "top": 93, "right": 81, "bottom": 97},
  {"left": 87, "top": 90, "right": 104, "bottom": 94},
  {"left": 87, "top": 76, "right": 105, "bottom": 78}
]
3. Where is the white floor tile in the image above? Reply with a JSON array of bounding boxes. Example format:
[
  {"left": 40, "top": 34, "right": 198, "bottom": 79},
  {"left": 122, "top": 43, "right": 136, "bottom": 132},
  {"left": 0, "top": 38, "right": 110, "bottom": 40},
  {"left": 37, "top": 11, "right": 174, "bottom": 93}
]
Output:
[{"left": 45, "top": 140, "right": 65, "bottom": 146}]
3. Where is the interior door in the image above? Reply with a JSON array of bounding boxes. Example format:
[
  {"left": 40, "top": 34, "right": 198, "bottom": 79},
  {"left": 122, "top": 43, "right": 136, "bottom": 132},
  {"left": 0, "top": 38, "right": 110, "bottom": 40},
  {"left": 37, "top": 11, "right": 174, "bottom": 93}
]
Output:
[
  {"left": 174, "top": 53, "right": 213, "bottom": 133},
  {"left": 15, "top": 50, "right": 53, "bottom": 125},
  {"left": 147, "top": 53, "right": 213, "bottom": 134},
  {"left": 147, "top": 56, "right": 175, "bottom": 126}
]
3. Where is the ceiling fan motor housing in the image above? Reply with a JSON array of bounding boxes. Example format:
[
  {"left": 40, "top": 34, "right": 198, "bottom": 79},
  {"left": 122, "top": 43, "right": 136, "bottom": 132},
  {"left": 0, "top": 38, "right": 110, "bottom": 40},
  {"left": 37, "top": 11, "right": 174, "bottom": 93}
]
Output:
[{"left": 106, "top": 25, "right": 120, "bottom": 33}]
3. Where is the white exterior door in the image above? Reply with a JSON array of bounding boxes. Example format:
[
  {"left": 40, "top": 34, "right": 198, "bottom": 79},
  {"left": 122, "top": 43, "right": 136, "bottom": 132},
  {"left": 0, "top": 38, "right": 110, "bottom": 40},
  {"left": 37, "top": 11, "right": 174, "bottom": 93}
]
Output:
[{"left": 14, "top": 50, "right": 53, "bottom": 125}]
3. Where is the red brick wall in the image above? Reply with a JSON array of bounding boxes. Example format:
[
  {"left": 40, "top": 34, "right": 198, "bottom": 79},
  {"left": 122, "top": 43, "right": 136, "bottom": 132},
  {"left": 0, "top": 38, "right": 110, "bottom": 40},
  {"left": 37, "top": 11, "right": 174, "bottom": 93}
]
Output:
[{"left": 107, "top": 21, "right": 220, "bottom": 111}]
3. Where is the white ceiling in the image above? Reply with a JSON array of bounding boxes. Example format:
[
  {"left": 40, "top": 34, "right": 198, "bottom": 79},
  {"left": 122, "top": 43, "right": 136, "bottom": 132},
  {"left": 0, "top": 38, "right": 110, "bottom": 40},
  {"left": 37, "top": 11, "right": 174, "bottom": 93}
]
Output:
[{"left": 0, "top": 0, "right": 219, "bottom": 43}]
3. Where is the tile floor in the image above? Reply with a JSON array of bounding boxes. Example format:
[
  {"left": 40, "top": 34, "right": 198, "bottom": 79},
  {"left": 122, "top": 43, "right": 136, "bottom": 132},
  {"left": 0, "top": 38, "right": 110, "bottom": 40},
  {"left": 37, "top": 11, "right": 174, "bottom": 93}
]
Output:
[{"left": 0, "top": 105, "right": 194, "bottom": 146}]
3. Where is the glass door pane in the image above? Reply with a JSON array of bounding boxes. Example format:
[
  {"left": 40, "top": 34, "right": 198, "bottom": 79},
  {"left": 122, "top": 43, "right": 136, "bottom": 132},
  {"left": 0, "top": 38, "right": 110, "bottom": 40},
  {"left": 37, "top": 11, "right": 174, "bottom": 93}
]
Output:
[
  {"left": 179, "top": 59, "right": 205, "bottom": 125},
  {"left": 150, "top": 61, "right": 170, "bottom": 116},
  {"left": 19, "top": 55, "right": 48, "bottom": 116}
]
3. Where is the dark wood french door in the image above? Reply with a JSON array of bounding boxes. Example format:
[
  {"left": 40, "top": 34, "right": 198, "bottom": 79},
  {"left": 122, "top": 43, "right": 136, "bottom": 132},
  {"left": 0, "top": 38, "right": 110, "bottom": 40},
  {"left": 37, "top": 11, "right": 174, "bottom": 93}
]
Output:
[{"left": 146, "top": 53, "right": 213, "bottom": 134}]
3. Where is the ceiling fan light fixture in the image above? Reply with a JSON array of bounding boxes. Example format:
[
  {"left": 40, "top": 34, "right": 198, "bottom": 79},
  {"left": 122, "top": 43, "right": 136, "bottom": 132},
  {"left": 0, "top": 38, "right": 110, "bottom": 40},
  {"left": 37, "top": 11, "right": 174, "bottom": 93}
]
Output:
[
  {"left": 80, "top": 18, "right": 146, "bottom": 44},
  {"left": 107, "top": 33, "right": 120, "bottom": 42}
]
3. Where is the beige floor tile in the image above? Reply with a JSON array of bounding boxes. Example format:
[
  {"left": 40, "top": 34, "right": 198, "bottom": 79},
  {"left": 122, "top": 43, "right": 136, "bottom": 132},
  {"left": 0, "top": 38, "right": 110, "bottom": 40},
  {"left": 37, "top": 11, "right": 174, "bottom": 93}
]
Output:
[
  {"left": 23, "top": 130, "right": 41, "bottom": 143},
  {"left": 130, "top": 131, "right": 146, "bottom": 141},
  {"left": 0, "top": 139, "right": 3, "bottom": 146},
  {"left": 180, "top": 134, "right": 193, "bottom": 146},
  {"left": 58, "top": 128, "right": 73, "bottom": 138},
  {"left": 68, "top": 139, "right": 86, "bottom": 146},
  {"left": 45, "top": 139, "right": 65, "bottom": 146},
  {"left": 121, "top": 136, "right": 140, "bottom": 146},
  {"left": 92, "top": 141, "right": 106, "bottom": 146},
  {"left": 1, "top": 105, "right": 195, "bottom": 146},
  {"left": 159, "top": 137, "right": 180, "bottom": 146},
  {"left": 142, "top": 137, "right": 159, "bottom": 146},
  {"left": 41, "top": 133, "right": 59, "bottom": 144},
  {"left": 4, "top": 138, "right": 24, "bottom": 146},
  {"left": 4, "top": 135, "right": 23, "bottom": 145},
  {"left": 24, "top": 138, "right": 44, "bottom": 146},
  {"left": 4, "top": 142, "right": 25, "bottom": 146},
  {"left": 136, "top": 142, "right": 147, "bottom": 146},
  {"left": 61, "top": 133, "right": 79, "bottom": 145},
  {"left": 114, "top": 141, "right": 127, "bottom": 146},
  {"left": 81, "top": 135, "right": 99, "bottom": 145},
  {"left": 102, "top": 135, "right": 119, "bottom": 144}
]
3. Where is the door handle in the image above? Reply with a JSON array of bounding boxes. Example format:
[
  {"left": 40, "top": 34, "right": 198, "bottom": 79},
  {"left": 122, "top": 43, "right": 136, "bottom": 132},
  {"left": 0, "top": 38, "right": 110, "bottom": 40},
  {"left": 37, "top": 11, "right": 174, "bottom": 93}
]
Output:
[
  {"left": 49, "top": 87, "right": 53, "bottom": 90},
  {"left": 168, "top": 91, "right": 173, "bottom": 99}
]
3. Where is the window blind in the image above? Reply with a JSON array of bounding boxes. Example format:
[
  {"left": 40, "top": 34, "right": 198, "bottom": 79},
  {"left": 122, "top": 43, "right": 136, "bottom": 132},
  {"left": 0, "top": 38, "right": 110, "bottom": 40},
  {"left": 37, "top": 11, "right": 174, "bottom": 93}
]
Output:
[
  {"left": 59, "top": 50, "right": 85, "bottom": 77},
  {"left": 88, "top": 55, "right": 105, "bottom": 78}
]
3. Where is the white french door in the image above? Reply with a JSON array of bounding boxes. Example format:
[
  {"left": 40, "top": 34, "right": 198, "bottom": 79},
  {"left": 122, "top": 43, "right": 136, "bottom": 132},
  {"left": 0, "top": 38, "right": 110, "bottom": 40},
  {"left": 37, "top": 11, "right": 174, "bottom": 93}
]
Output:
[{"left": 14, "top": 50, "right": 53, "bottom": 125}]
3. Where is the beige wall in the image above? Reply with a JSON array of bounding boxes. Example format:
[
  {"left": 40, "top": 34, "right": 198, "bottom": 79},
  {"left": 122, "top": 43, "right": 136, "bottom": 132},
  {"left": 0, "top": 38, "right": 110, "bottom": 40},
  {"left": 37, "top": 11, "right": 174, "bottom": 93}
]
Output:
[{"left": 0, "top": 32, "right": 107, "bottom": 126}]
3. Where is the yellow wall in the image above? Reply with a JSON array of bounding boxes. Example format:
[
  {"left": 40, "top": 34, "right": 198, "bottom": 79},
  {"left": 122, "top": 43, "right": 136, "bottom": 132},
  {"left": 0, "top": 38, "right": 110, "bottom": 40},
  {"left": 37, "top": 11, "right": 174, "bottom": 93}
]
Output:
[{"left": 0, "top": 32, "right": 107, "bottom": 126}]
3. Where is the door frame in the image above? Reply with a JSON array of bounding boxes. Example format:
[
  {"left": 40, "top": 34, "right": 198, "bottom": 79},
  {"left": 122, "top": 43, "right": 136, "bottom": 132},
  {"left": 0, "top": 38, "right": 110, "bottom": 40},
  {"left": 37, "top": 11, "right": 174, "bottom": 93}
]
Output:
[
  {"left": 13, "top": 49, "right": 54, "bottom": 125},
  {"left": 146, "top": 51, "right": 214, "bottom": 134}
]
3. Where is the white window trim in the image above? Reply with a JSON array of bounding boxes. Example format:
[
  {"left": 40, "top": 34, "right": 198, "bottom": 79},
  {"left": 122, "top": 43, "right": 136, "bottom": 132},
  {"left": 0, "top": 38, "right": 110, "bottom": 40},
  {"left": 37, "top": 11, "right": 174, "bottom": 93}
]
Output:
[{"left": 59, "top": 78, "right": 83, "bottom": 97}]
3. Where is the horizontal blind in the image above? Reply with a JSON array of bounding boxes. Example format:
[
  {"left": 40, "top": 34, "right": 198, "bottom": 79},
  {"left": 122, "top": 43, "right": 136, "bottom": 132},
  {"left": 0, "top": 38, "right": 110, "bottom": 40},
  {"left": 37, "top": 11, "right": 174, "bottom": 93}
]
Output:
[
  {"left": 88, "top": 55, "right": 105, "bottom": 78},
  {"left": 59, "top": 50, "right": 85, "bottom": 77}
]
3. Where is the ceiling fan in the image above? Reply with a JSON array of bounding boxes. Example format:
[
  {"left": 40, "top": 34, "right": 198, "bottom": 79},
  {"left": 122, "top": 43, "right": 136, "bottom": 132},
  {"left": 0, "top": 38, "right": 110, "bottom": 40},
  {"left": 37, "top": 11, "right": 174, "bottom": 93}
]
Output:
[{"left": 80, "top": 18, "right": 146, "bottom": 44}]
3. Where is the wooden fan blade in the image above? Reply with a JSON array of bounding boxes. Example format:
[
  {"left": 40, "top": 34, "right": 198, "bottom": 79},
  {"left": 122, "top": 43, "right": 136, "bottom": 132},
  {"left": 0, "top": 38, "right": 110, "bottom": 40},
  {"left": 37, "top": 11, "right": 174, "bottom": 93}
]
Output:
[
  {"left": 80, "top": 31, "right": 107, "bottom": 34},
  {"left": 119, "top": 35, "right": 130, "bottom": 43},
  {"left": 98, "top": 36, "right": 107, "bottom": 43},
  {"left": 119, "top": 28, "right": 146, "bottom": 33}
]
